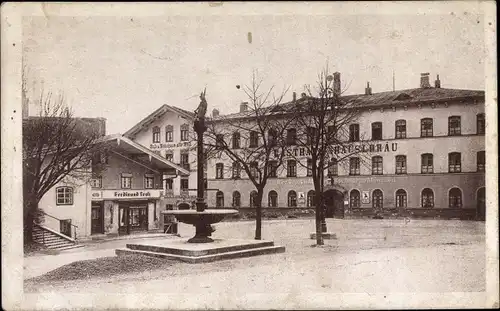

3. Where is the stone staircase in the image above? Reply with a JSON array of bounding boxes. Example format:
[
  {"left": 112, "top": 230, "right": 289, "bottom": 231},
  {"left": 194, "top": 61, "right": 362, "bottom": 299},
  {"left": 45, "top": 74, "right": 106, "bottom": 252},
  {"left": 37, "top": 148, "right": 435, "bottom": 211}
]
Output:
[{"left": 33, "top": 225, "right": 84, "bottom": 251}]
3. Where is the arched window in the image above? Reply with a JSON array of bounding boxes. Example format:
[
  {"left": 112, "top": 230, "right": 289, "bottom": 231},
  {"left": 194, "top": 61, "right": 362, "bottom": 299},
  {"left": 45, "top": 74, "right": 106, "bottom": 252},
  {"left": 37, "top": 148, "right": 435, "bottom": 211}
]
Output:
[
  {"left": 477, "top": 151, "right": 485, "bottom": 172},
  {"left": 372, "top": 156, "right": 383, "bottom": 175},
  {"left": 371, "top": 122, "right": 382, "bottom": 140},
  {"left": 215, "top": 163, "right": 224, "bottom": 179},
  {"left": 372, "top": 189, "right": 383, "bottom": 209},
  {"left": 307, "top": 190, "right": 315, "bottom": 207},
  {"left": 268, "top": 129, "right": 278, "bottom": 146},
  {"left": 216, "top": 191, "right": 224, "bottom": 208},
  {"left": 395, "top": 189, "right": 407, "bottom": 208},
  {"left": 56, "top": 186, "right": 74, "bottom": 205},
  {"left": 449, "top": 188, "right": 462, "bottom": 208},
  {"left": 287, "top": 128, "right": 297, "bottom": 145},
  {"left": 395, "top": 120, "right": 406, "bottom": 139},
  {"left": 421, "top": 188, "right": 434, "bottom": 208},
  {"left": 152, "top": 126, "right": 160, "bottom": 143},
  {"left": 421, "top": 153, "right": 434, "bottom": 173},
  {"left": 250, "top": 191, "right": 258, "bottom": 208},
  {"left": 349, "top": 124, "right": 360, "bottom": 142},
  {"left": 232, "top": 132, "right": 240, "bottom": 149},
  {"left": 350, "top": 189, "right": 361, "bottom": 208},
  {"left": 232, "top": 162, "right": 241, "bottom": 179},
  {"left": 448, "top": 116, "right": 461, "bottom": 136},
  {"left": 249, "top": 162, "right": 259, "bottom": 179},
  {"left": 268, "top": 191, "right": 278, "bottom": 207},
  {"left": 165, "top": 125, "right": 174, "bottom": 142},
  {"left": 420, "top": 118, "right": 433, "bottom": 137},
  {"left": 232, "top": 191, "right": 241, "bottom": 207},
  {"left": 288, "top": 191, "right": 297, "bottom": 207},
  {"left": 395, "top": 155, "right": 407, "bottom": 174},
  {"left": 477, "top": 113, "right": 485, "bottom": 134},
  {"left": 180, "top": 124, "right": 189, "bottom": 141},
  {"left": 448, "top": 152, "right": 461, "bottom": 173},
  {"left": 327, "top": 158, "right": 338, "bottom": 177},
  {"left": 249, "top": 131, "right": 259, "bottom": 147}
]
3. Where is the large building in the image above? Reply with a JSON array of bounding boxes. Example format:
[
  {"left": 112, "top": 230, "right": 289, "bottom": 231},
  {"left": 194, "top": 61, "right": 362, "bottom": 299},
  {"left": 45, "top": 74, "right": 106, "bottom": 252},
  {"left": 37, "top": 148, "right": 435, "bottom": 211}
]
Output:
[{"left": 125, "top": 72, "right": 486, "bottom": 220}]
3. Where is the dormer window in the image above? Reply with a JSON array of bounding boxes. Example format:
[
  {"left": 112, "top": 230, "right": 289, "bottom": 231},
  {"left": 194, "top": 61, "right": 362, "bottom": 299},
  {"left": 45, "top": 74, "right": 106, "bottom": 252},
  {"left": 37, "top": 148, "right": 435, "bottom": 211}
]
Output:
[{"left": 394, "top": 93, "right": 412, "bottom": 101}]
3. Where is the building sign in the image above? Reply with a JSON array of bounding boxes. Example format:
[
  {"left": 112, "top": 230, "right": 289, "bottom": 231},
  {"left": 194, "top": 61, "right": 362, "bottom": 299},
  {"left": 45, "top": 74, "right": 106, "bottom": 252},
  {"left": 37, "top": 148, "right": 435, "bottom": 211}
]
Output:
[
  {"left": 150, "top": 141, "right": 191, "bottom": 150},
  {"left": 100, "top": 189, "right": 162, "bottom": 200},
  {"left": 362, "top": 191, "right": 370, "bottom": 204},
  {"left": 280, "top": 142, "right": 398, "bottom": 158},
  {"left": 91, "top": 191, "right": 102, "bottom": 200}
]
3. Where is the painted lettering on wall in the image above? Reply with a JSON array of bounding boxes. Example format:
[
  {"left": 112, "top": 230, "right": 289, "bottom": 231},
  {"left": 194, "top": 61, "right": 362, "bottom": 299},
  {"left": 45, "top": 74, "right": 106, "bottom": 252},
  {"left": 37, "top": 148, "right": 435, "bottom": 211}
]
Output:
[
  {"left": 333, "top": 142, "right": 398, "bottom": 155},
  {"left": 150, "top": 141, "right": 191, "bottom": 150},
  {"left": 114, "top": 191, "right": 152, "bottom": 198}
]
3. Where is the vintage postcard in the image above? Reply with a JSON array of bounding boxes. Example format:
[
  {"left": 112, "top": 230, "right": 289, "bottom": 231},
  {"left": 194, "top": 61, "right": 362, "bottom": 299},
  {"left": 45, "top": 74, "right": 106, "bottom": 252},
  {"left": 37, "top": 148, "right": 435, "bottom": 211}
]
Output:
[{"left": 1, "top": 2, "right": 498, "bottom": 310}]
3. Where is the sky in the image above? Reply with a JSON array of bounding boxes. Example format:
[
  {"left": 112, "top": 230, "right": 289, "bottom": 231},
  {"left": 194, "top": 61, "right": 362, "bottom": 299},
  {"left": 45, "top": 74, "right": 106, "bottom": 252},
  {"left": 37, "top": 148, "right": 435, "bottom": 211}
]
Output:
[{"left": 23, "top": 6, "right": 486, "bottom": 135}]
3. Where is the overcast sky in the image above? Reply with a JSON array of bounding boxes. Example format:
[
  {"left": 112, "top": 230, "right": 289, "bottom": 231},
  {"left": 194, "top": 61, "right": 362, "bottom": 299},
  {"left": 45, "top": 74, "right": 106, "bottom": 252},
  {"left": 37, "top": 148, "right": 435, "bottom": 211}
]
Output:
[{"left": 23, "top": 7, "right": 486, "bottom": 134}]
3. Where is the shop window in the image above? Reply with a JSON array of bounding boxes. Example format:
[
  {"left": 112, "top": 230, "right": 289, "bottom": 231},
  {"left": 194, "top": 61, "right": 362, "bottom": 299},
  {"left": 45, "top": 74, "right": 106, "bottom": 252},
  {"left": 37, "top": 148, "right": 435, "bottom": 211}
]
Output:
[
  {"left": 56, "top": 186, "right": 73, "bottom": 205},
  {"left": 288, "top": 190, "right": 297, "bottom": 207},
  {"left": 449, "top": 188, "right": 462, "bottom": 208},
  {"left": 249, "top": 131, "right": 259, "bottom": 147},
  {"left": 448, "top": 116, "right": 461, "bottom": 136},
  {"left": 306, "top": 159, "right": 313, "bottom": 177},
  {"left": 372, "top": 156, "right": 383, "bottom": 175},
  {"left": 420, "top": 118, "right": 433, "bottom": 137},
  {"left": 250, "top": 191, "right": 258, "bottom": 208},
  {"left": 216, "top": 163, "right": 224, "bottom": 179},
  {"left": 371, "top": 122, "right": 382, "bottom": 140},
  {"left": 232, "top": 162, "right": 241, "bottom": 179},
  {"left": 477, "top": 113, "right": 485, "bottom": 134},
  {"left": 395, "top": 120, "right": 406, "bottom": 139},
  {"left": 349, "top": 124, "right": 360, "bottom": 142},
  {"left": 350, "top": 190, "right": 360, "bottom": 208},
  {"left": 395, "top": 155, "right": 407, "bottom": 174},
  {"left": 232, "top": 132, "right": 241, "bottom": 149},
  {"left": 349, "top": 157, "right": 360, "bottom": 175},
  {"left": 232, "top": 191, "right": 241, "bottom": 207},
  {"left": 307, "top": 190, "right": 316, "bottom": 207},
  {"left": 216, "top": 191, "right": 224, "bottom": 208},
  {"left": 165, "top": 125, "right": 173, "bottom": 142},
  {"left": 121, "top": 175, "right": 132, "bottom": 189},
  {"left": 421, "top": 188, "right": 434, "bottom": 208},
  {"left": 91, "top": 176, "right": 102, "bottom": 188},
  {"left": 477, "top": 151, "right": 485, "bottom": 172},
  {"left": 395, "top": 189, "right": 407, "bottom": 208},
  {"left": 287, "top": 160, "right": 297, "bottom": 177},
  {"left": 421, "top": 153, "right": 434, "bottom": 174},
  {"left": 180, "top": 124, "right": 189, "bottom": 141},
  {"left": 372, "top": 189, "right": 383, "bottom": 209},
  {"left": 268, "top": 161, "right": 278, "bottom": 178},
  {"left": 144, "top": 175, "right": 154, "bottom": 189},
  {"left": 152, "top": 126, "right": 160, "bottom": 143},
  {"left": 268, "top": 191, "right": 278, "bottom": 207},
  {"left": 448, "top": 152, "right": 461, "bottom": 173}
]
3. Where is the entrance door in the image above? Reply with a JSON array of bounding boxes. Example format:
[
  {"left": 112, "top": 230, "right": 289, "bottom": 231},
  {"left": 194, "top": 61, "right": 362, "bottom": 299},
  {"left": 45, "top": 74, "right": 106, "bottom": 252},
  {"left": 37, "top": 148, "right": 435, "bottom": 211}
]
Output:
[
  {"left": 477, "top": 187, "right": 486, "bottom": 221},
  {"left": 324, "top": 190, "right": 345, "bottom": 218},
  {"left": 60, "top": 219, "right": 72, "bottom": 237},
  {"left": 129, "top": 206, "right": 148, "bottom": 232},
  {"left": 91, "top": 203, "right": 104, "bottom": 234},
  {"left": 119, "top": 206, "right": 130, "bottom": 235}
]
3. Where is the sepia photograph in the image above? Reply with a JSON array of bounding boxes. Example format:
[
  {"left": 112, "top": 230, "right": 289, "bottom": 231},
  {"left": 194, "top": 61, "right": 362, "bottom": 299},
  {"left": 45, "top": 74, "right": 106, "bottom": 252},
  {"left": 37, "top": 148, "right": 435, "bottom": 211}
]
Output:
[{"left": 1, "top": 2, "right": 498, "bottom": 310}]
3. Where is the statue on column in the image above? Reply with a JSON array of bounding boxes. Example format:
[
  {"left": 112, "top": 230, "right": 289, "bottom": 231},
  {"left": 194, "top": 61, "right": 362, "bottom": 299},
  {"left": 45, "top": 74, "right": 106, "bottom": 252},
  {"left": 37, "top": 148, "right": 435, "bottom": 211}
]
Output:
[{"left": 194, "top": 88, "right": 207, "bottom": 121}]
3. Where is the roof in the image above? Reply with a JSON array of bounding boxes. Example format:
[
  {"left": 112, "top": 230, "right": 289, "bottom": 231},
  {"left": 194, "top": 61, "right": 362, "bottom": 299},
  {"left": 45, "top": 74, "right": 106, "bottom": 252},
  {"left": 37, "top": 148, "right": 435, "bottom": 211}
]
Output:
[{"left": 124, "top": 104, "right": 195, "bottom": 138}]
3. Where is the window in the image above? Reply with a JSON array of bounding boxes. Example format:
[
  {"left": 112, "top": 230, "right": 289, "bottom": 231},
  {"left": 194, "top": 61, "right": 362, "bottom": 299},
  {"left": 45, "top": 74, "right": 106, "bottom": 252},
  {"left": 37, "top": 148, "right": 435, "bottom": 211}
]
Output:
[
  {"left": 307, "top": 190, "right": 315, "bottom": 207},
  {"left": 395, "top": 189, "right": 407, "bottom": 208},
  {"left": 232, "top": 191, "right": 241, "bottom": 207},
  {"left": 249, "top": 131, "right": 259, "bottom": 147},
  {"left": 448, "top": 116, "right": 461, "bottom": 136},
  {"left": 250, "top": 191, "right": 258, "bottom": 208},
  {"left": 420, "top": 118, "right": 433, "bottom": 137},
  {"left": 216, "top": 134, "right": 224, "bottom": 149},
  {"left": 165, "top": 152, "right": 173, "bottom": 162},
  {"left": 350, "top": 190, "right": 360, "bottom": 208},
  {"left": 268, "top": 161, "right": 278, "bottom": 178},
  {"left": 180, "top": 178, "right": 189, "bottom": 191},
  {"left": 477, "top": 151, "right": 485, "bottom": 172},
  {"left": 165, "top": 125, "right": 173, "bottom": 142},
  {"left": 91, "top": 176, "right": 102, "bottom": 188},
  {"left": 307, "top": 158, "right": 313, "bottom": 177},
  {"left": 395, "top": 155, "right": 407, "bottom": 174},
  {"left": 477, "top": 113, "right": 485, "bottom": 134},
  {"left": 165, "top": 178, "right": 173, "bottom": 190},
  {"left": 287, "top": 160, "right": 297, "bottom": 177},
  {"left": 372, "top": 189, "right": 383, "bottom": 209},
  {"left": 152, "top": 126, "right": 160, "bottom": 143},
  {"left": 268, "top": 129, "right": 277, "bottom": 146},
  {"left": 288, "top": 190, "right": 297, "bottom": 207},
  {"left": 268, "top": 191, "right": 278, "bottom": 207},
  {"left": 216, "top": 191, "right": 224, "bottom": 208},
  {"left": 56, "top": 187, "right": 73, "bottom": 205},
  {"left": 349, "top": 157, "right": 360, "bottom": 175},
  {"left": 327, "top": 125, "right": 336, "bottom": 143},
  {"left": 421, "top": 188, "right": 434, "bottom": 208},
  {"left": 121, "top": 175, "right": 132, "bottom": 189},
  {"left": 448, "top": 152, "right": 461, "bottom": 173},
  {"left": 180, "top": 124, "right": 189, "bottom": 141},
  {"left": 327, "top": 158, "right": 338, "bottom": 177},
  {"left": 180, "top": 153, "right": 190, "bottom": 171},
  {"left": 287, "top": 128, "right": 297, "bottom": 145},
  {"left": 372, "top": 156, "right": 383, "bottom": 175},
  {"left": 144, "top": 175, "right": 154, "bottom": 189},
  {"left": 371, "top": 122, "right": 382, "bottom": 140},
  {"left": 250, "top": 162, "right": 259, "bottom": 179},
  {"left": 449, "top": 188, "right": 462, "bottom": 208},
  {"left": 215, "top": 163, "right": 224, "bottom": 179},
  {"left": 232, "top": 132, "right": 240, "bottom": 149},
  {"left": 232, "top": 162, "right": 241, "bottom": 179},
  {"left": 395, "top": 120, "right": 406, "bottom": 139},
  {"left": 421, "top": 154, "right": 434, "bottom": 173},
  {"left": 306, "top": 127, "right": 316, "bottom": 144},
  {"left": 349, "top": 124, "right": 360, "bottom": 142}
]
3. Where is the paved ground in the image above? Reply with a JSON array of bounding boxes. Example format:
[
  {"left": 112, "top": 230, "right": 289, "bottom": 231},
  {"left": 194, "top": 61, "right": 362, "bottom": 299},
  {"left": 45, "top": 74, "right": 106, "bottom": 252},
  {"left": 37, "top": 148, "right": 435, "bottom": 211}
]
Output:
[{"left": 23, "top": 219, "right": 486, "bottom": 308}]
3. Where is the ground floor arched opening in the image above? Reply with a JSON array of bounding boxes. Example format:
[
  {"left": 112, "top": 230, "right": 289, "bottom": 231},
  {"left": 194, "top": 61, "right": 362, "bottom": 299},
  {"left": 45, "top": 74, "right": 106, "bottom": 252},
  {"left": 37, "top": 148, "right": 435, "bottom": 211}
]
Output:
[
  {"left": 476, "top": 187, "right": 485, "bottom": 221},
  {"left": 324, "top": 189, "right": 345, "bottom": 218}
]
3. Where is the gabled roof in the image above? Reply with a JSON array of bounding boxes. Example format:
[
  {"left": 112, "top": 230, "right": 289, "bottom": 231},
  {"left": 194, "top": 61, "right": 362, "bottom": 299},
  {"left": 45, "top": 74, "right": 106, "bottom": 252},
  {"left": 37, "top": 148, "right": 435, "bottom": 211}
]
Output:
[{"left": 124, "top": 104, "right": 195, "bottom": 138}]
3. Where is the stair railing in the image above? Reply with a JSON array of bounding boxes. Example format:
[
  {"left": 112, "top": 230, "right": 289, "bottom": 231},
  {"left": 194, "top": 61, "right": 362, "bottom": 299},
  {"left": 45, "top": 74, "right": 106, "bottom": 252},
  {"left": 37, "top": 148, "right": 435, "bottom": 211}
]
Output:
[{"left": 36, "top": 210, "right": 79, "bottom": 240}]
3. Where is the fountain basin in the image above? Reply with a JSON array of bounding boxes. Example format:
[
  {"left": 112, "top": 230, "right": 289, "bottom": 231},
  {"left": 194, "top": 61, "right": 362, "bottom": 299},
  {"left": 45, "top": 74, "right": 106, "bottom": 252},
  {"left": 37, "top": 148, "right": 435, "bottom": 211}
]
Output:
[{"left": 162, "top": 209, "right": 238, "bottom": 225}]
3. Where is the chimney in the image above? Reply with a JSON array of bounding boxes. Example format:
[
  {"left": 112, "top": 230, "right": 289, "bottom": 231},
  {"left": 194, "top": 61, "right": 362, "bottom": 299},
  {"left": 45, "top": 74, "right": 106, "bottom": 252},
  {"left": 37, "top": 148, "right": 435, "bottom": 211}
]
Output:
[
  {"left": 365, "top": 82, "right": 372, "bottom": 95},
  {"left": 333, "top": 72, "right": 341, "bottom": 95},
  {"left": 240, "top": 102, "right": 248, "bottom": 113},
  {"left": 212, "top": 108, "right": 219, "bottom": 118},
  {"left": 420, "top": 72, "right": 431, "bottom": 88},
  {"left": 293, "top": 92, "right": 297, "bottom": 102},
  {"left": 434, "top": 74, "right": 441, "bottom": 88}
]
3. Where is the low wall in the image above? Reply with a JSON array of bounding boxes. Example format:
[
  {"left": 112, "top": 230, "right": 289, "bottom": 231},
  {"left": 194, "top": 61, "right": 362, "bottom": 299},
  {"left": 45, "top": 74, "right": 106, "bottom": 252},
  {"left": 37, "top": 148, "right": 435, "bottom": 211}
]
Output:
[
  {"left": 213, "top": 207, "right": 316, "bottom": 221},
  {"left": 346, "top": 207, "right": 478, "bottom": 220}
]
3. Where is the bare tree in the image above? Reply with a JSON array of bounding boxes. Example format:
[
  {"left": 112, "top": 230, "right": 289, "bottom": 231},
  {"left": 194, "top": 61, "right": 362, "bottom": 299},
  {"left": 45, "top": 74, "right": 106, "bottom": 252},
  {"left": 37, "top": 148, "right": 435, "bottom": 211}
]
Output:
[
  {"left": 204, "top": 72, "right": 293, "bottom": 240},
  {"left": 288, "top": 67, "right": 367, "bottom": 245},
  {"left": 22, "top": 73, "right": 106, "bottom": 244}
]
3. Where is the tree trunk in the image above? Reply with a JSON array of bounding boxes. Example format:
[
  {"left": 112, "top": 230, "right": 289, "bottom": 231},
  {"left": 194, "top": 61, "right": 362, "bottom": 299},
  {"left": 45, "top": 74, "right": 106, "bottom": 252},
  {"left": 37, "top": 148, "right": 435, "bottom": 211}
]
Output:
[
  {"left": 24, "top": 198, "right": 38, "bottom": 244},
  {"left": 314, "top": 182, "right": 324, "bottom": 245},
  {"left": 255, "top": 189, "right": 264, "bottom": 240}
]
